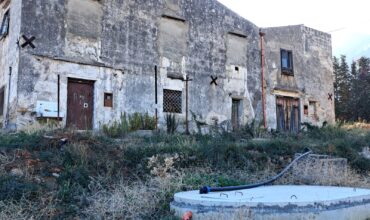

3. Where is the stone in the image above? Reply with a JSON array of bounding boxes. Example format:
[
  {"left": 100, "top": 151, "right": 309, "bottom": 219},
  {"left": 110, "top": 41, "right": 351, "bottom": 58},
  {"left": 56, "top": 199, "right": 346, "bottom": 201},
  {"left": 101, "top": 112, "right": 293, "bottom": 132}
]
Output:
[
  {"left": 292, "top": 154, "right": 348, "bottom": 185},
  {"left": 10, "top": 168, "right": 24, "bottom": 177},
  {"left": 361, "top": 147, "right": 370, "bottom": 159}
]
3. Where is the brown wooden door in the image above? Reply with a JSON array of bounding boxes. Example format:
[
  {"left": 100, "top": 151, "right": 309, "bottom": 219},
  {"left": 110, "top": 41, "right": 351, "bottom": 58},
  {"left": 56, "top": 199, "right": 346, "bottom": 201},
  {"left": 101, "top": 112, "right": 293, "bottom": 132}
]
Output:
[
  {"left": 67, "top": 79, "right": 94, "bottom": 130},
  {"left": 276, "top": 96, "right": 300, "bottom": 132},
  {"left": 232, "top": 99, "right": 241, "bottom": 131}
]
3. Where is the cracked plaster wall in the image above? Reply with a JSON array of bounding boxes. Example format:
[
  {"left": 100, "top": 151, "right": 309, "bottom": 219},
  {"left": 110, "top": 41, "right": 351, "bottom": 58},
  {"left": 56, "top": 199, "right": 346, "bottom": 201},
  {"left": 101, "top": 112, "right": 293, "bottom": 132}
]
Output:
[
  {"left": 13, "top": 0, "right": 262, "bottom": 131},
  {"left": 0, "top": 0, "right": 21, "bottom": 129},
  {"left": 263, "top": 25, "right": 335, "bottom": 129}
]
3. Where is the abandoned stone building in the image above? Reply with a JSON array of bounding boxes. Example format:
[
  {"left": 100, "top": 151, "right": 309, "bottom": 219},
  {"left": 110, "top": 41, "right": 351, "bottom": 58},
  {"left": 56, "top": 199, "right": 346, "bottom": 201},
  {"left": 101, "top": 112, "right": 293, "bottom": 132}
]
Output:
[{"left": 0, "top": 0, "right": 335, "bottom": 132}]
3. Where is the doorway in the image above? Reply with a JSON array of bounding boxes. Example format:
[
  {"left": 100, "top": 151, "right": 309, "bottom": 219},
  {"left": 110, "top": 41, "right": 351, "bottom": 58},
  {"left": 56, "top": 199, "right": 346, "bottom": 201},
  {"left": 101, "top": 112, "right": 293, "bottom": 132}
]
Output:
[
  {"left": 276, "top": 96, "right": 300, "bottom": 132},
  {"left": 67, "top": 78, "right": 94, "bottom": 130},
  {"left": 232, "top": 99, "right": 241, "bottom": 131}
]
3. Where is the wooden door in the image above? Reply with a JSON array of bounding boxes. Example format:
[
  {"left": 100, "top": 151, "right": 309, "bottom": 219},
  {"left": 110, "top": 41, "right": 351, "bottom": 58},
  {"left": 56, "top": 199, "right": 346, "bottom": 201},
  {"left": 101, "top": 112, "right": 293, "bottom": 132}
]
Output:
[
  {"left": 276, "top": 96, "right": 300, "bottom": 132},
  {"left": 67, "top": 79, "right": 94, "bottom": 130},
  {"left": 232, "top": 99, "right": 241, "bottom": 131}
]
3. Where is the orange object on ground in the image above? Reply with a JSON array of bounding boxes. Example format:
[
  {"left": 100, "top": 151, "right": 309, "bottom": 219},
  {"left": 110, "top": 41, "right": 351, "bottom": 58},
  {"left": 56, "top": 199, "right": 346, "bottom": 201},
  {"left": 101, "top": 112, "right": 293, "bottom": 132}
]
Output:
[{"left": 182, "top": 211, "right": 193, "bottom": 220}]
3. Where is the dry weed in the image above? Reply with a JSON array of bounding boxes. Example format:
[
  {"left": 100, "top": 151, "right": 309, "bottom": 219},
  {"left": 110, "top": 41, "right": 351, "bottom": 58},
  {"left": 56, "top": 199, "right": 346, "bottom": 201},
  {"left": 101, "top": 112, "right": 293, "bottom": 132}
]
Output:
[
  {"left": 0, "top": 195, "right": 57, "bottom": 219},
  {"left": 147, "top": 153, "right": 180, "bottom": 178},
  {"left": 0, "top": 151, "right": 14, "bottom": 175},
  {"left": 83, "top": 175, "right": 185, "bottom": 219},
  {"left": 343, "top": 122, "right": 370, "bottom": 130}
]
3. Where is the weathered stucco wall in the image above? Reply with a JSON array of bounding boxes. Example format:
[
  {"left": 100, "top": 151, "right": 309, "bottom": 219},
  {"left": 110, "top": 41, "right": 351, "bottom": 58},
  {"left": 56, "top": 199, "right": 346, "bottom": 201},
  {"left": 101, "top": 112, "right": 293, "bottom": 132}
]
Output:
[
  {"left": 2, "top": 0, "right": 334, "bottom": 131},
  {"left": 14, "top": 0, "right": 262, "bottom": 131},
  {"left": 263, "top": 25, "right": 335, "bottom": 129},
  {"left": 0, "top": 0, "right": 22, "bottom": 129}
]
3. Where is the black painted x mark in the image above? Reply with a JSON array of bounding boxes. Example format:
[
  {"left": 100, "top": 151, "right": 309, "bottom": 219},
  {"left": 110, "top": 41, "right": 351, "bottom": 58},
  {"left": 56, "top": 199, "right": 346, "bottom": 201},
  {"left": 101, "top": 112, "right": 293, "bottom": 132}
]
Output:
[
  {"left": 328, "top": 93, "right": 333, "bottom": 101},
  {"left": 210, "top": 76, "right": 218, "bottom": 86},
  {"left": 21, "top": 35, "right": 36, "bottom": 48}
]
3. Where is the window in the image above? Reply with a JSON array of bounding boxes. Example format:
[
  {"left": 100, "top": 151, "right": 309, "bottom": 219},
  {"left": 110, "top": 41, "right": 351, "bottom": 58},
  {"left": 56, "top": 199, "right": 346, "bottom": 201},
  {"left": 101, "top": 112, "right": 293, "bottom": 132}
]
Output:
[
  {"left": 104, "top": 93, "right": 113, "bottom": 107},
  {"left": 0, "top": 87, "right": 5, "bottom": 116},
  {"left": 163, "top": 89, "right": 182, "bottom": 113},
  {"left": 304, "top": 105, "right": 308, "bottom": 116},
  {"left": 281, "top": 49, "right": 293, "bottom": 75},
  {"left": 0, "top": 10, "right": 10, "bottom": 40}
]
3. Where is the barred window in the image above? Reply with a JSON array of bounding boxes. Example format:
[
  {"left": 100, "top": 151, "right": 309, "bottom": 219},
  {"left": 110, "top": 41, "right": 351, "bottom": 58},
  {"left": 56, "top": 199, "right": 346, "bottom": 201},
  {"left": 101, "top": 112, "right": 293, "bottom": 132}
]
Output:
[{"left": 163, "top": 89, "right": 182, "bottom": 113}]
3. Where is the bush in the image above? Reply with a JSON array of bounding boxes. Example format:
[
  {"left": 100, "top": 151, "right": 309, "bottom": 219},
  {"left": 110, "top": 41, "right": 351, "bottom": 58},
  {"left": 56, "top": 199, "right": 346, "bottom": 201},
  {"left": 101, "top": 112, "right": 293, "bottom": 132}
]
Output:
[
  {"left": 0, "top": 176, "right": 41, "bottom": 201},
  {"left": 166, "top": 114, "right": 178, "bottom": 134},
  {"left": 0, "top": 132, "right": 49, "bottom": 150},
  {"left": 102, "top": 112, "right": 156, "bottom": 138}
]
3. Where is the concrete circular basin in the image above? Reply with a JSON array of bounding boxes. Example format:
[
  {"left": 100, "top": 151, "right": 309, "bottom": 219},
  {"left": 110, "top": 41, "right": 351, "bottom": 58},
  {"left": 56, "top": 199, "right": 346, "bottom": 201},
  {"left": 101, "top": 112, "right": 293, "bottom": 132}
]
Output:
[{"left": 171, "top": 185, "right": 370, "bottom": 220}]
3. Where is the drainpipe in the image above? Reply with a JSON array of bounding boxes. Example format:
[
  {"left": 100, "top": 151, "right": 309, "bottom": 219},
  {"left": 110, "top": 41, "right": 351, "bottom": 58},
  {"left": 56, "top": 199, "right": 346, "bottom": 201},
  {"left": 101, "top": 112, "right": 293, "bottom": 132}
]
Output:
[
  {"left": 259, "top": 30, "right": 267, "bottom": 129},
  {"left": 155, "top": 65, "right": 158, "bottom": 130},
  {"left": 5, "top": 66, "right": 12, "bottom": 128}
]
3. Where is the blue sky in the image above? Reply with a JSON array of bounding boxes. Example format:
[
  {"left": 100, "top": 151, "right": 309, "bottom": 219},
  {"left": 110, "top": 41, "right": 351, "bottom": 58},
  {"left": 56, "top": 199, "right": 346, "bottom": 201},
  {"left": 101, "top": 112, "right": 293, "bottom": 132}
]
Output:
[{"left": 218, "top": 0, "right": 370, "bottom": 61}]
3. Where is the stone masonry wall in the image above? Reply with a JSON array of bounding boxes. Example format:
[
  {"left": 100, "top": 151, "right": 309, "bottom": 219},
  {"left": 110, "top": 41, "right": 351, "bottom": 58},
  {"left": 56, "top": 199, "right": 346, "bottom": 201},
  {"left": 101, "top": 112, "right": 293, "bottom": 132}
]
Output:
[
  {"left": 263, "top": 25, "right": 335, "bottom": 129},
  {"left": 13, "top": 0, "right": 262, "bottom": 131},
  {"left": 0, "top": 0, "right": 22, "bottom": 129}
]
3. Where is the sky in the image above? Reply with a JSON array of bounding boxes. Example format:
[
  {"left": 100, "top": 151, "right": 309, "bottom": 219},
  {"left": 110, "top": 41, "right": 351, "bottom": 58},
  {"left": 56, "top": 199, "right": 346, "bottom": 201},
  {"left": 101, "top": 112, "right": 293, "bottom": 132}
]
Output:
[{"left": 217, "top": 0, "right": 370, "bottom": 61}]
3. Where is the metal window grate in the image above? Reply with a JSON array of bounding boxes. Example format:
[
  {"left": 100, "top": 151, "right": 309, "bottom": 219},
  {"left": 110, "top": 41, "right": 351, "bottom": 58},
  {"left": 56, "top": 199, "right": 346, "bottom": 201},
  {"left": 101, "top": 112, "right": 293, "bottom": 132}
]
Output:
[{"left": 163, "top": 89, "right": 182, "bottom": 113}]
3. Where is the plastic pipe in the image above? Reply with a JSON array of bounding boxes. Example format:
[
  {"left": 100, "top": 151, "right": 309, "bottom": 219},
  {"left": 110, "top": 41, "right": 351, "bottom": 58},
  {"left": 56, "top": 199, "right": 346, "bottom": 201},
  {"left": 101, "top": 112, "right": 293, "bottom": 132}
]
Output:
[{"left": 199, "top": 150, "right": 312, "bottom": 194}]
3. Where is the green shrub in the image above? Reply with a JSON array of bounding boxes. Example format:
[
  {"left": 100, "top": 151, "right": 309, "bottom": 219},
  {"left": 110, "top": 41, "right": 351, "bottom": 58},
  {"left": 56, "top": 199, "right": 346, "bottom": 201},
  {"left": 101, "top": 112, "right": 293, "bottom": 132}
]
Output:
[
  {"left": 102, "top": 112, "right": 156, "bottom": 137},
  {"left": 166, "top": 114, "right": 178, "bottom": 134},
  {"left": 58, "top": 166, "right": 90, "bottom": 189},
  {"left": 0, "top": 176, "right": 41, "bottom": 201},
  {"left": 0, "top": 132, "right": 49, "bottom": 150},
  {"left": 143, "top": 112, "right": 156, "bottom": 130},
  {"left": 129, "top": 112, "right": 143, "bottom": 131}
]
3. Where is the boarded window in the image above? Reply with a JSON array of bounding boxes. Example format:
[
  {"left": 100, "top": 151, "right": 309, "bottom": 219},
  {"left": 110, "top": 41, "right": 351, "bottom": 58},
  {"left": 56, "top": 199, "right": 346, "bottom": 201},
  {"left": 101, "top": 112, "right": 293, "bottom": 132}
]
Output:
[
  {"left": 226, "top": 33, "right": 248, "bottom": 66},
  {"left": 104, "top": 93, "right": 113, "bottom": 107},
  {"left": 159, "top": 16, "right": 188, "bottom": 62},
  {"left": 163, "top": 89, "right": 182, "bottom": 113},
  {"left": 309, "top": 101, "right": 318, "bottom": 121},
  {"left": 281, "top": 49, "right": 294, "bottom": 75},
  {"left": 0, "top": 87, "right": 5, "bottom": 116},
  {"left": 0, "top": 10, "right": 10, "bottom": 39}
]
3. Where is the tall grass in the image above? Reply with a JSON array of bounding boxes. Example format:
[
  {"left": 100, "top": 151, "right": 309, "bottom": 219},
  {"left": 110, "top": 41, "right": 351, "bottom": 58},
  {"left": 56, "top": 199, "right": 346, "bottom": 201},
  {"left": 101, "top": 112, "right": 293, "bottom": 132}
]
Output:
[{"left": 0, "top": 123, "right": 370, "bottom": 219}]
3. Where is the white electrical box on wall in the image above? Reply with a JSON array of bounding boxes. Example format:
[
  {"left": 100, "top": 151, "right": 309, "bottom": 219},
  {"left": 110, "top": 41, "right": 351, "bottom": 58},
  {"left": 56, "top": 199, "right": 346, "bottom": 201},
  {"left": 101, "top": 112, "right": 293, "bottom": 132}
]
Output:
[{"left": 36, "top": 101, "right": 64, "bottom": 118}]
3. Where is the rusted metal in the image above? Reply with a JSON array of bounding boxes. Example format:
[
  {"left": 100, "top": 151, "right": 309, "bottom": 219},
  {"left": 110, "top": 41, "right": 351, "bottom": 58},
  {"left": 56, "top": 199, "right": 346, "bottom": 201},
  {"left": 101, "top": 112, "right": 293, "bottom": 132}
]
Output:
[
  {"left": 163, "top": 89, "right": 182, "bottom": 113},
  {"left": 67, "top": 78, "right": 94, "bottom": 130}
]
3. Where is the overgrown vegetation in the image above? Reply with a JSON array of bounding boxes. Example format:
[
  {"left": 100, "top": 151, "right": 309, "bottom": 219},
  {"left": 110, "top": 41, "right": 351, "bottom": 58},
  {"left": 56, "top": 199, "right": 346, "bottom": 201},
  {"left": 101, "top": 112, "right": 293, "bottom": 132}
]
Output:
[
  {"left": 165, "top": 114, "right": 178, "bottom": 134},
  {"left": 334, "top": 55, "right": 370, "bottom": 121},
  {"left": 102, "top": 112, "right": 156, "bottom": 138},
  {"left": 1, "top": 124, "right": 370, "bottom": 219}
]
